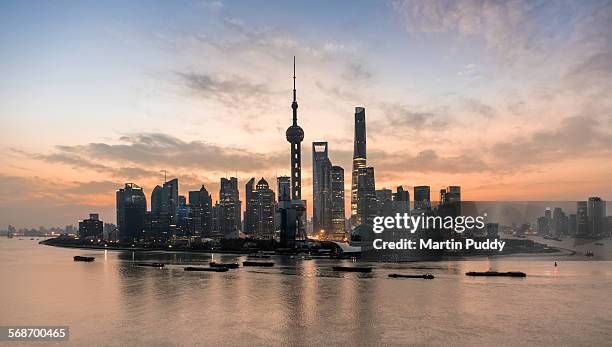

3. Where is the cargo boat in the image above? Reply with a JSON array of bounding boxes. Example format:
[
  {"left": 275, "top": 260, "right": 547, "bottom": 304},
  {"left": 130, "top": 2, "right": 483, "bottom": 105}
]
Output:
[
  {"left": 137, "top": 263, "right": 165, "bottom": 268},
  {"left": 73, "top": 256, "right": 95, "bottom": 262},
  {"left": 388, "top": 273, "right": 434, "bottom": 279},
  {"left": 209, "top": 262, "right": 239, "bottom": 269},
  {"left": 184, "top": 266, "right": 229, "bottom": 272},
  {"left": 243, "top": 261, "right": 274, "bottom": 267},
  {"left": 466, "top": 271, "right": 526, "bottom": 277},
  {"left": 332, "top": 266, "right": 372, "bottom": 273}
]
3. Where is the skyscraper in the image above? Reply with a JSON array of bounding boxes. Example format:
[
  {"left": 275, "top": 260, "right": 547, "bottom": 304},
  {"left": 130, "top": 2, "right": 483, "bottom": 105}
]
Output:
[
  {"left": 312, "top": 141, "right": 332, "bottom": 236},
  {"left": 188, "top": 185, "right": 213, "bottom": 237},
  {"left": 330, "top": 165, "right": 345, "bottom": 240},
  {"left": 151, "top": 185, "right": 163, "bottom": 214},
  {"left": 219, "top": 177, "right": 241, "bottom": 238},
  {"left": 161, "top": 178, "right": 179, "bottom": 224},
  {"left": 78, "top": 213, "right": 103, "bottom": 239},
  {"left": 244, "top": 178, "right": 258, "bottom": 234},
  {"left": 392, "top": 186, "right": 410, "bottom": 215},
  {"left": 577, "top": 201, "right": 588, "bottom": 236},
  {"left": 587, "top": 197, "right": 607, "bottom": 237},
  {"left": 277, "top": 176, "right": 291, "bottom": 203},
  {"left": 351, "top": 107, "right": 367, "bottom": 222},
  {"left": 255, "top": 178, "right": 275, "bottom": 239},
  {"left": 116, "top": 183, "right": 147, "bottom": 242},
  {"left": 413, "top": 186, "right": 431, "bottom": 211},
  {"left": 356, "top": 167, "right": 376, "bottom": 225}
]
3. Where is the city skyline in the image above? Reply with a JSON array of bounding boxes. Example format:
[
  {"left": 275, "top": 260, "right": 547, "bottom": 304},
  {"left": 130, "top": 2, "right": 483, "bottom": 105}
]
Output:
[{"left": 2, "top": 0, "right": 612, "bottom": 228}]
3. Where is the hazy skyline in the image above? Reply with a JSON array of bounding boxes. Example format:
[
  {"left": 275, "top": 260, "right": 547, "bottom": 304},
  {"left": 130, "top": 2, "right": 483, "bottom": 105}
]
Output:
[{"left": 1, "top": 0, "right": 611, "bottom": 227}]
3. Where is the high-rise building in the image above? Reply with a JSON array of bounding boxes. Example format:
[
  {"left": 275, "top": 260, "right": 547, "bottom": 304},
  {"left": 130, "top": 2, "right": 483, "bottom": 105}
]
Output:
[
  {"left": 577, "top": 201, "right": 588, "bottom": 236},
  {"left": 116, "top": 183, "right": 147, "bottom": 242},
  {"left": 281, "top": 57, "right": 306, "bottom": 247},
  {"left": 330, "top": 165, "right": 345, "bottom": 240},
  {"left": 587, "top": 197, "right": 607, "bottom": 237},
  {"left": 356, "top": 167, "right": 376, "bottom": 225},
  {"left": 151, "top": 185, "right": 163, "bottom": 214},
  {"left": 78, "top": 213, "right": 103, "bottom": 239},
  {"left": 376, "top": 188, "right": 393, "bottom": 217},
  {"left": 439, "top": 186, "right": 461, "bottom": 217},
  {"left": 277, "top": 176, "right": 291, "bottom": 203},
  {"left": 255, "top": 178, "right": 276, "bottom": 239},
  {"left": 312, "top": 142, "right": 332, "bottom": 236},
  {"left": 189, "top": 185, "right": 213, "bottom": 237},
  {"left": 244, "top": 178, "right": 259, "bottom": 234},
  {"left": 219, "top": 177, "right": 241, "bottom": 238},
  {"left": 351, "top": 107, "right": 367, "bottom": 222},
  {"left": 161, "top": 178, "right": 179, "bottom": 224},
  {"left": 392, "top": 186, "right": 410, "bottom": 215},
  {"left": 413, "top": 186, "right": 431, "bottom": 211}
]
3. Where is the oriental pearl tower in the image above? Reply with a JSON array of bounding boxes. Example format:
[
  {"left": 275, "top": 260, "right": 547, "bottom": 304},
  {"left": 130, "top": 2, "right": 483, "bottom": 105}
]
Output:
[{"left": 286, "top": 56, "right": 304, "bottom": 201}]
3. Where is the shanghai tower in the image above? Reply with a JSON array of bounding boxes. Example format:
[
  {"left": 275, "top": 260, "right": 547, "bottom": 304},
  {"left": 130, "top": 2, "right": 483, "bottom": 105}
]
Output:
[{"left": 351, "top": 107, "right": 367, "bottom": 221}]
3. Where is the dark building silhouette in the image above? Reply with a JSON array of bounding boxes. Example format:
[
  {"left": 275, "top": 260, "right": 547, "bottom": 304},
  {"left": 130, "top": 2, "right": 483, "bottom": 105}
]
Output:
[
  {"left": 161, "top": 178, "right": 179, "bottom": 224},
  {"left": 244, "top": 178, "right": 258, "bottom": 234},
  {"left": 587, "top": 197, "right": 607, "bottom": 237},
  {"left": 330, "top": 165, "right": 345, "bottom": 240},
  {"left": 78, "top": 213, "right": 103, "bottom": 239},
  {"left": 351, "top": 107, "right": 367, "bottom": 223},
  {"left": 312, "top": 141, "right": 332, "bottom": 236},
  {"left": 151, "top": 185, "right": 163, "bottom": 214},
  {"left": 218, "top": 177, "right": 241, "bottom": 239},
  {"left": 255, "top": 178, "right": 276, "bottom": 239},
  {"left": 356, "top": 167, "right": 376, "bottom": 225},
  {"left": 116, "top": 183, "right": 146, "bottom": 242},
  {"left": 439, "top": 186, "right": 461, "bottom": 217},
  {"left": 392, "top": 186, "right": 410, "bottom": 215},
  {"left": 414, "top": 186, "right": 431, "bottom": 211},
  {"left": 189, "top": 185, "right": 213, "bottom": 237},
  {"left": 280, "top": 57, "right": 306, "bottom": 247},
  {"left": 277, "top": 176, "right": 291, "bottom": 202},
  {"left": 577, "top": 201, "right": 588, "bottom": 236},
  {"left": 376, "top": 188, "right": 393, "bottom": 217}
]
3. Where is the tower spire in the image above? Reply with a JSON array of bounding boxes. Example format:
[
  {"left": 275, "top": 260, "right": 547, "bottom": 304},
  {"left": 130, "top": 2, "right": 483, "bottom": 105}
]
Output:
[{"left": 292, "top": 56, "right": 298, "bottom": 125}]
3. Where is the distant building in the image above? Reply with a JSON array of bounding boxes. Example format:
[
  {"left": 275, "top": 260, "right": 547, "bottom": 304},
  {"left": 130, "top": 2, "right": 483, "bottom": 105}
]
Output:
[
  {"left": 312, "top": 141, "right": 333, "bottom": 236},
  {"left": 116, "top": 183, "right": 147, "bottom": 242},
  {"left": 587, "top": 197, "right": 607, "bottom": 237},
  {"left": 356, "top": 167, "right": 376, "bottom": 225},
  {"left": 576, "top": 201, "right": 588, "bottom": 237},
  {"left": 392, "top": 186, "right": 410, "bottom": 215},
  {"left": 330, "top": 165, "right": 346, "bottom": 240},
  {"left": 189, "top": 185, "right": 213, "bottom": 237},
  {"left": 244, "top": 178, "right": 258, "bottom": 234},
  {"left": 78, "top": 213, "right": 103, "bottom": 239},
  {"left": 280, "top": 58, "right": 306, "bottom": 247},
  {"left": 375, "top": 188, "right": 393, "bottom": 217},
  {"left": 161, "top": 178, "right": 179, "bottom": 224},
  {"left": 413, "top": 186, "right": 431, "bottom": 211},
  {"left": 219, "top": 177, "right": 241, "bottom": 239},
  {"left": 351, "top": 107, "right": 367, "bottom": 224},
  {"left": 552, "top": 207, "right": 568, "bottom": 236},
  {"left": 151, "top": 185, "right": 163, "bottom": 214},
  {"left": 255, "top": 178, "right": 275, "bottom": 239}
]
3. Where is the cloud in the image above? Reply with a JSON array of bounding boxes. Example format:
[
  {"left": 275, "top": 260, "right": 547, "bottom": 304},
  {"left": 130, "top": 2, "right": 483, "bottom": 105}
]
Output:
[
  {"left": 177, "top": 71, "right": 275, "bottom": 108},
  {"left": 377, "top": 102, "right": 448, "bottom": 131},
  {"left": 490, "top": 115, "right": 612, "bottom": 167},
  {"left": 373, "top": 149, "right": 490, "bottom": 173},
  {"left": 32, "top": 133, "right": 287, "bottom": 175}
]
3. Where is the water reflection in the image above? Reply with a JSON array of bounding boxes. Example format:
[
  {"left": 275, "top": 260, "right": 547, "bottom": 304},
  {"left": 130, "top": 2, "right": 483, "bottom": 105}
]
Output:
[{"left": 2, "top": 240, "right": 612, "bottom": 346}]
